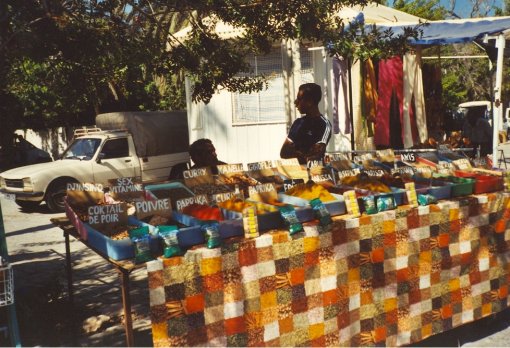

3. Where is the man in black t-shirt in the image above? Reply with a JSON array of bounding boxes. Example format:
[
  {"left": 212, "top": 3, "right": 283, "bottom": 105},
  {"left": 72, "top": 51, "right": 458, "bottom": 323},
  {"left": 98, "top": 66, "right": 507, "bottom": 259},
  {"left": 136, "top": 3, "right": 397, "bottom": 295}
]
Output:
[{"left": 280, "top": 83, "right": 332, "bottom": 164}]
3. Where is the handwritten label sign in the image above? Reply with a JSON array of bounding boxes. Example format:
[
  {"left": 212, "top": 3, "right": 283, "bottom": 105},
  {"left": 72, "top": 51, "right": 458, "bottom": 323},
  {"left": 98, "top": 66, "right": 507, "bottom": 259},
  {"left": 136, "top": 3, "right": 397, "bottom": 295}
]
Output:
[
  {"left": 217, "top": 163, "right": 244, "bottom": 175},
  {"left": 353, "top": 153, "right": 374, "bottom": 165},
  {"left": 277, "top": 158, "right": 308, "bottom": 181},
  {"left": 453, "top": 158, "right": 472, "bottom": 171},
  {"left": 311, "top": 174, "right": 334, "bottom": 183},
  {"left": 282, "top": 179, "right": 305, "bottom": 192},
  {"left": 437, "top": 161, "right": 454, "bottom": 175},
  {"left": 247, "top": 161, "right": 274, "bottom": 171},
  {"left": 247, "top": 161, "right": 277, "bottom": 182},
  {"left": 108, "top": 177, "right": 144, "bottom": 201},
  {"left": 327, "top": 153, "right": 353, "bottom": 171},
  {"left": 361, "top": 169, "right": 385, "bottom": 177},
  {"left": 278, "top": 158, "right": 300, "bottom": 166},
  {"left": 414, "top": 166, "right": 433, "bottom": 178},
  {"left": 135, "top": 198, "right": 172, "bottom": 219},
  {"left": 400, "top": 152, "right": 417, "bottom": 163},
  {"left": 211, "top": 191, "right": 238, "bottom": 204},
  {"left": 390, "top": 166, "right": 416, "bottom": 176},
  {"left": 87, "top": 202, "right": 128, "bottom": 233},
  {"left": 337, "top": 168, "right": 361, "bottom": 179},
  {"left": 175, "top": 194, "right": 209, "bottom": 212},
  {"left": 66, "top": 182, "right": 105, "bottom": 209},
  {"left": 248, "top": 183, "right": 278, "bottom": 203},
  {"left": 437, "top": 144, "right": 451, "bottom": 154},
  {"left": 183, "top": 167, "right": 215, "bottom": 187},
  {"left": 376, "top": 149, "right": 395, "bottom": 162}
]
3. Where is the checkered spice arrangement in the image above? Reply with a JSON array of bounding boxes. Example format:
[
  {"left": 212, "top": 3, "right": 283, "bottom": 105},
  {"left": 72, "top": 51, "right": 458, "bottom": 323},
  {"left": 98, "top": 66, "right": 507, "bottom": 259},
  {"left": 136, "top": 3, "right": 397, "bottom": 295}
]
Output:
[{"left": 147, "top": 192, "right": 510, "bottom": 347}]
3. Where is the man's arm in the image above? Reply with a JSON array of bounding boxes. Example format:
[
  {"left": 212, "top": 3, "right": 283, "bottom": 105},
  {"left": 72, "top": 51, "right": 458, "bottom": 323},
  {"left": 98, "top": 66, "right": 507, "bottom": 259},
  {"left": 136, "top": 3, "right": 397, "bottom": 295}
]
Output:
[
  {"left": 280, "top": 139, "right": 306, "bottom": 163},
  {"left": 304, "top": 143, "right": 327, "bottom": 161}
]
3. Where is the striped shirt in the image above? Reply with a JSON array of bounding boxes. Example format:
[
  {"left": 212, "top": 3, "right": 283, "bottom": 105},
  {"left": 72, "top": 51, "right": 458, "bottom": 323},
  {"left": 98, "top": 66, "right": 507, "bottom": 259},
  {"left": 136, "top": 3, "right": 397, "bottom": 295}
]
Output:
[{"left": 287, "top": 114, "right": 332, "bottom": 154}]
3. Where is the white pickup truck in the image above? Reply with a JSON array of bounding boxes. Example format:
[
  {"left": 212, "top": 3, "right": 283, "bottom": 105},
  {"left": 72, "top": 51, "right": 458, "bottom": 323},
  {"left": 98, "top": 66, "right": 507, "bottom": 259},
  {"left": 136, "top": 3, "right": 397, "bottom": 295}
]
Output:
[{"left": 0, "top": 111, "right": 190, "bottom": 212}]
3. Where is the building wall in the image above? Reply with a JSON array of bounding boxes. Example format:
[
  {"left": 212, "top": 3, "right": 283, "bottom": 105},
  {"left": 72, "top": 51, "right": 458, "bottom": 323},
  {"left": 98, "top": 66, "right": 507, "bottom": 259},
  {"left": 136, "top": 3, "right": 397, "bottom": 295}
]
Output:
[{"left": 14, "top": 127, "right": 72, "bottom": 160}]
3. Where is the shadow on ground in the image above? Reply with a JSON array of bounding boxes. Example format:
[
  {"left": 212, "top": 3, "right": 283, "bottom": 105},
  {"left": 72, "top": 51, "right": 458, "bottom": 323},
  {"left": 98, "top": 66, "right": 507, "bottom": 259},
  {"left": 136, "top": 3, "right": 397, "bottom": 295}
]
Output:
[{"left": 10, "top": 247, "right": 152, "bottom": 347}]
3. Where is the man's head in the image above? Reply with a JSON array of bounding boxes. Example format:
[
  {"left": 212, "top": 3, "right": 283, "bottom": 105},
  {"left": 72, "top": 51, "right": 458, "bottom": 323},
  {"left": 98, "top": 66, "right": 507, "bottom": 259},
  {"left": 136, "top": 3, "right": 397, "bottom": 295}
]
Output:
[
  {"left": 189, "top": 138, "right": 218, "bottom": 167},
  {"left": 294, "top": 83, "right": 322, "bottom": 114}
]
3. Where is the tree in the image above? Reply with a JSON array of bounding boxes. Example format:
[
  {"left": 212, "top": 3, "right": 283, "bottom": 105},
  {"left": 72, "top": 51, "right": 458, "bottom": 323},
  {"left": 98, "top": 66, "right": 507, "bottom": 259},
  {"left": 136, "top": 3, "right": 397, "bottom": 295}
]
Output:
[{"left": 1, "top": 0, "right": 423, "bottom": 140}]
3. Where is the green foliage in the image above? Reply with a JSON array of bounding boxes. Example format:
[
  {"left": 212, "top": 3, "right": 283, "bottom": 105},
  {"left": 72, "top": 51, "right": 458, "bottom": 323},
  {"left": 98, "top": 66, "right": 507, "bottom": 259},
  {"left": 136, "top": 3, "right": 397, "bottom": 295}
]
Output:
[{"left": 392, "top": 0, "right": 447, "bottom": 20}]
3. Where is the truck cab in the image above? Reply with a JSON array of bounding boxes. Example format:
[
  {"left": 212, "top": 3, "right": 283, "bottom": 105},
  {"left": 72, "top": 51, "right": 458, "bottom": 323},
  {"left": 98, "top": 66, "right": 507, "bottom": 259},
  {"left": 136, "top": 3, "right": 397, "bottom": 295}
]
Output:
[{"left": 0, "top": 111, "right": 190, "bottom": 212}]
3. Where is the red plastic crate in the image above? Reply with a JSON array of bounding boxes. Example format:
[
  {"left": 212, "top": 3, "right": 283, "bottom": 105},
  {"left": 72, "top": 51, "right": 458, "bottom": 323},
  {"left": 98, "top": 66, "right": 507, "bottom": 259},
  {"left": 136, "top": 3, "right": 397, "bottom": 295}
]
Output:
[{"left": 454, "top": 171, "right": 504, "bottom": 194}]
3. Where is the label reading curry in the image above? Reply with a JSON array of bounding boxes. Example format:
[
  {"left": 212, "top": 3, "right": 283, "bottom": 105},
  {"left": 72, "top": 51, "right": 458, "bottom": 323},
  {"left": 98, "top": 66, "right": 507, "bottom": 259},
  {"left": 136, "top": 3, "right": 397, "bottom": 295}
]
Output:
[
  {"left": 211, "top": 191, "right": 237, "bottom": 204},
  {"left": 183, "top": 167, "right": 215, "bottom": 187}
]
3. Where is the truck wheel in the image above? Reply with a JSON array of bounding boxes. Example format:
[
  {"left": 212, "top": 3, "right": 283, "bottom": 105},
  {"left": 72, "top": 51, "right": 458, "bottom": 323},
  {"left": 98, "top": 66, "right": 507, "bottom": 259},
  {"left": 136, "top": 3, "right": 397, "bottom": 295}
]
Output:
[
  {"left": 45, "top": 181, "right": 70, "bottom": 213},
  {"left": 15, "top": 200, "right": 41, "bottom": 211}
]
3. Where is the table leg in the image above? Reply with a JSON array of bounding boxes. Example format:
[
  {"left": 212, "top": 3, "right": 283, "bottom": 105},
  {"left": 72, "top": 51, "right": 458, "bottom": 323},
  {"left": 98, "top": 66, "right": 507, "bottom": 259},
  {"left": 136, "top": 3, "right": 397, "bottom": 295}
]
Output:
[
  {"left": 118, "top": 268, "right": 134, "bottom": 347},
  {"left": 64, "top": 231, "right": 74, "bottom": 305}
]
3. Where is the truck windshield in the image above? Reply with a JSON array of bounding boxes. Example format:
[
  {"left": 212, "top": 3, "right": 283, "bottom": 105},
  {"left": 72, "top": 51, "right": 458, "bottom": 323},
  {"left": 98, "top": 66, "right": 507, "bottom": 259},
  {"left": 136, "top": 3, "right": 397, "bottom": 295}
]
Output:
[{"left": 62, "top": 138, "right": 101, "bottom": 160}]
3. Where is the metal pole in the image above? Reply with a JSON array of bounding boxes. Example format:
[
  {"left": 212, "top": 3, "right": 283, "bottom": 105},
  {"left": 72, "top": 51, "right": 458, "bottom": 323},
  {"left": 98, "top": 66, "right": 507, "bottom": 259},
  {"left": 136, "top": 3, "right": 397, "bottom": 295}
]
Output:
[
  {"left": 493, "top": 34, "right": 506, "bottom": 163},
  {"left": 118, "top": 268, "right": 134, "bottom": 347},
  {"left": 0, "top": 201, "right": 21, "bottom": 347},
  {"left": 64, "top": 231, "right": 74, "bottom": 304},
  {"left": 348, "top": 58, "right": 355, "bottom": 159}
]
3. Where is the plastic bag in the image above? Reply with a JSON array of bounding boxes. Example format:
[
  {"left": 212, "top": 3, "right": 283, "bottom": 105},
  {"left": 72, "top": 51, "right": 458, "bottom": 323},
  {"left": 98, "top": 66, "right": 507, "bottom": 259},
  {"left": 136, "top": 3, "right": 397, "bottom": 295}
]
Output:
[
  {"left": 309, "top": 198, "right": 332, "bottom": 226},
  {"left": 279, "top": 205, "right": 304, "bottom": 235},
  {"left": 129, "top": 225, "right": 153, "bottom": 263},
  {"left": 158, "top": 225, "right": 182, "bottom": 258}
]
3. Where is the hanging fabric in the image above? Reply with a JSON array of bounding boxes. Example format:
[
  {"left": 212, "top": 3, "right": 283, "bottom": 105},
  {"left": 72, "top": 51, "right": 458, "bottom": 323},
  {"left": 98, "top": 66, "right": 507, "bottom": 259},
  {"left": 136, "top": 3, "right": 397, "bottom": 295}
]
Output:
[
  {"left": 331, "top": 56, "right": 351, "bottom": 134},
  {"left": 374, "top": 56, "right": 404, "bottom": 147},
  {"left": 403, "top": 52, "right": 428, "bottom": 147},
  {"left": 389, "top": 89, "right": 404, "bottom": 149},
  {"left": 361, "top": 58, "right": 378, "bottom": 137}
]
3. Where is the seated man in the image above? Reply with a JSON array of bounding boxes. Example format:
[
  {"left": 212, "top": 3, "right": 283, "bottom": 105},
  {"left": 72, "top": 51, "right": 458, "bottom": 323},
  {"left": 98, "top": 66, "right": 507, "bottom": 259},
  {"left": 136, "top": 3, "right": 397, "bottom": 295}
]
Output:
[{"left": 169, "top": 138, "right": 226, "bottom": 180}]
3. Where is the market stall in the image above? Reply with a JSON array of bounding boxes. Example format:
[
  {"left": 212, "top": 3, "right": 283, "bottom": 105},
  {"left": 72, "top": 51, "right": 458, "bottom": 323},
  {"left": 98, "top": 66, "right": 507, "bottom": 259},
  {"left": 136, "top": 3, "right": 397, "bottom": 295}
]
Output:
[{"left": 59, "top": 148, "right": 510, "bottom": 347}]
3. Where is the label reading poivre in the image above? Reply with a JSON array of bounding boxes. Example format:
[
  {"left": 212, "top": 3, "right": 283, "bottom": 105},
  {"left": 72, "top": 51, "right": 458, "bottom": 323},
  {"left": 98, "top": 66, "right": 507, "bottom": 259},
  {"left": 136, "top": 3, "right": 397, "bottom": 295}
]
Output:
[{"left": 135, "top": 198, "right": 171, "bottom": 219}]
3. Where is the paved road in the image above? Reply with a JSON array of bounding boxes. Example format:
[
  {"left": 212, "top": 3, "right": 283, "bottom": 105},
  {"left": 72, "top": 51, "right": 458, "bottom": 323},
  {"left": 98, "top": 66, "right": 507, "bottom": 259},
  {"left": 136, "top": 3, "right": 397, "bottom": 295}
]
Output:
[
  {"left": 2, "top": 194, "right": 510, "bottom": 346},
  {"left": 1, "top": 196, "right": 152, "bottom": 346}
]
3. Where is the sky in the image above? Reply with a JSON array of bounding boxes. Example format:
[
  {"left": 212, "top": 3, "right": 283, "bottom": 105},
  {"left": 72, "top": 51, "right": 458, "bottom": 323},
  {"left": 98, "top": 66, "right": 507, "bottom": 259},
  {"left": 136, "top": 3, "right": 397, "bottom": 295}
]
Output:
[{"left": 439, "top": 0, "right": 504, "bottom": 18}]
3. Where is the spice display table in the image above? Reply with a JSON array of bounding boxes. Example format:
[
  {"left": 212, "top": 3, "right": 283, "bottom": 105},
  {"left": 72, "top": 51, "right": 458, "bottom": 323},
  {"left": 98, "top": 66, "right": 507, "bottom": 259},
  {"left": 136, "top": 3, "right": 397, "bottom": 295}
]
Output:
[
  {"left": 147, "top": 192, "right": 510, "bottom": 347},
  {"left": 51, "top": 216, "right": 145, "bottom": 347}
]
